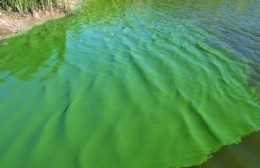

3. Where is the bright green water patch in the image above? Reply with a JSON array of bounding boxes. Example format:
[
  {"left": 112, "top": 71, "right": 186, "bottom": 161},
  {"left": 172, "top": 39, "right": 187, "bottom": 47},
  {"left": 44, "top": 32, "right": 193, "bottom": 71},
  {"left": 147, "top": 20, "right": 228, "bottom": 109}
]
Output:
[{"left": 0, "top": 0, "right": 259, "bottom": 168}]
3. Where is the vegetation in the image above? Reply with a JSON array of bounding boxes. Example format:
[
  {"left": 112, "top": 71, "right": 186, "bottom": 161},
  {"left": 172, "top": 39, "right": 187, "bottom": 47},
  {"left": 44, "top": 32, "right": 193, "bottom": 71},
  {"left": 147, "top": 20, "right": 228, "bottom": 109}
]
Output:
[{"left": 0, "top": 0, "right": 69, "bottom": 13}]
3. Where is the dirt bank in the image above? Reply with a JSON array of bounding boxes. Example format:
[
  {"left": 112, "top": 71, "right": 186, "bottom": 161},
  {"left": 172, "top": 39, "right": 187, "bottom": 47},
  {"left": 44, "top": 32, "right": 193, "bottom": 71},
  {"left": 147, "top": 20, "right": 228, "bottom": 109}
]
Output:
[{"left": 0, "top": 0, "right": 79, "bottom": 40}]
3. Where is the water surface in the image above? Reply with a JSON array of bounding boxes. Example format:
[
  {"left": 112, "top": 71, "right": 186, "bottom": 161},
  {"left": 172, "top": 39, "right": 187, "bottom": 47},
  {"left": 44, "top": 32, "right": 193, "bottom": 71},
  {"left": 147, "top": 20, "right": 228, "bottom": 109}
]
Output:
[{"left": 0, "top": 0, "right": 259, "bottom": 167}]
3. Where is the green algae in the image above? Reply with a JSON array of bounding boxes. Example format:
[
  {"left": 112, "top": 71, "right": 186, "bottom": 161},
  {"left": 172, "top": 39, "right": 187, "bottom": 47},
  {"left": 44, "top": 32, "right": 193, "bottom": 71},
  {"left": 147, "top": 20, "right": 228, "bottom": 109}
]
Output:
[{"left": 0, "top": 0, "right": 259, "bottom": 168}]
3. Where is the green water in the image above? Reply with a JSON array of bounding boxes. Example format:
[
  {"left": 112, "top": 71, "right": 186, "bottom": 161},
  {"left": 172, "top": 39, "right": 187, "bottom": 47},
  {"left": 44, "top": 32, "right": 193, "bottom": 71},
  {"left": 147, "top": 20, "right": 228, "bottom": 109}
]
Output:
[{"left": 0, "top": 0, "right": 259, "bottom": 167}]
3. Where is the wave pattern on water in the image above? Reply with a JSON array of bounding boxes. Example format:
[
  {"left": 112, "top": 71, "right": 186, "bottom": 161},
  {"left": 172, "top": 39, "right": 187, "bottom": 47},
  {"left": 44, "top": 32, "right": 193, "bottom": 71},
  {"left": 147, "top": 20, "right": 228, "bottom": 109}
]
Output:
[{"left": 0, "top": 0, "right": 259, "bottom": 168}]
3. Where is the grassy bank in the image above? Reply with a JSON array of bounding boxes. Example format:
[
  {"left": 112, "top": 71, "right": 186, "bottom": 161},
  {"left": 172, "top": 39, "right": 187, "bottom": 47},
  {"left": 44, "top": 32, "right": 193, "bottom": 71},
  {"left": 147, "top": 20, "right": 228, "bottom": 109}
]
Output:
[
  {"left": 0, "top": 0, "right": 79, "bottom": 40},
  {"left": 0, "top": 0, "right": 69, "bottom": 13}
]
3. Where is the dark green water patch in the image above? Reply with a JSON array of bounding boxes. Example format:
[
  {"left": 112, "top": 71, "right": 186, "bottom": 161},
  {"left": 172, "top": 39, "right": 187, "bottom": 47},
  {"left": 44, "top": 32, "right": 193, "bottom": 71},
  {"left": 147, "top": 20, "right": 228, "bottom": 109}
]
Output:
[{"left": 0, "top": 0, "right": 259, "bottom": 167}]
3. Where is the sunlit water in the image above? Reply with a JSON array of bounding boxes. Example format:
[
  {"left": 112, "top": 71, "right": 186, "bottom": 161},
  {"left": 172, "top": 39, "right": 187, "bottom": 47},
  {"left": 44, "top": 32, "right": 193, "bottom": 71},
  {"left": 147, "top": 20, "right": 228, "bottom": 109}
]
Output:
[{"left": 0, "top": 0, "right": 259, "bottom": 167}]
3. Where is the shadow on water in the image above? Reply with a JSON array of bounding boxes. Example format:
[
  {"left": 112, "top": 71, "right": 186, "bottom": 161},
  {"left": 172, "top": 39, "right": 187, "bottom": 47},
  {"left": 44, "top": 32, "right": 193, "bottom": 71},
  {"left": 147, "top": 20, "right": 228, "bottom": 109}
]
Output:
[{"left": 0, "top": 20, "right": 67, "bottom": 82}]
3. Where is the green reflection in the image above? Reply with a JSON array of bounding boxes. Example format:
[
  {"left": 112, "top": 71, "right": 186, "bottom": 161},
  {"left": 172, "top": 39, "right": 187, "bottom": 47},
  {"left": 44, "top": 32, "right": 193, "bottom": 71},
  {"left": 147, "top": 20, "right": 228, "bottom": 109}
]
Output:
[{"left": 0, "top": 20, "right": 66, "bottom": 82}]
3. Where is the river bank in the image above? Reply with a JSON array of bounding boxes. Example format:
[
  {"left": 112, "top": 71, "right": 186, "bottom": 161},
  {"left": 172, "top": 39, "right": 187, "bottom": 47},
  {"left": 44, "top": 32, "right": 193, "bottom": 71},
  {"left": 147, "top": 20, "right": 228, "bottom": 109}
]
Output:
[{"left": 0, "top": 0, "right": 79, "bottom": 40}]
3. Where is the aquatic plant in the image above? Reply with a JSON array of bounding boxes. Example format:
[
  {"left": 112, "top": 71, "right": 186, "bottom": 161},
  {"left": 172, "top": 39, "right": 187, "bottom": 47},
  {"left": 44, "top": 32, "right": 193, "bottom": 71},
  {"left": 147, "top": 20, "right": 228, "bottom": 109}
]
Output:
[{"left": 0, "top": 0, "right": 69, "bottom": 13}]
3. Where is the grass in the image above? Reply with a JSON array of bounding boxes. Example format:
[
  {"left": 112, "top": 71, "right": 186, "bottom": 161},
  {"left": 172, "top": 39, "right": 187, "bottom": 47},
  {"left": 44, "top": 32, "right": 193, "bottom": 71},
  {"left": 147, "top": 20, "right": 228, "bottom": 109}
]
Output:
[{"left": 0, "top": 0, "right": 69, "bottom": 13}]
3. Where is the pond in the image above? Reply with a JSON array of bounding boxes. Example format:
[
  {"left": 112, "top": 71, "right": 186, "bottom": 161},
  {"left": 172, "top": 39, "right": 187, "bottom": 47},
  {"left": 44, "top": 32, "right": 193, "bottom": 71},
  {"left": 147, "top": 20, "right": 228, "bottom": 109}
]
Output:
[{"left": 0, "top": 0, "right": 259, "bottom": 167}]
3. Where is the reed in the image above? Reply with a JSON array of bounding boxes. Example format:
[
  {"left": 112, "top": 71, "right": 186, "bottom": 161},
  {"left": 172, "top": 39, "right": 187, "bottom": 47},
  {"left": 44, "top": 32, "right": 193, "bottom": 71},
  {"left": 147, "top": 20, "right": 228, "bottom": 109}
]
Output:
[{"left": 0, "top": 0, "right": 69, "bottom": 13}]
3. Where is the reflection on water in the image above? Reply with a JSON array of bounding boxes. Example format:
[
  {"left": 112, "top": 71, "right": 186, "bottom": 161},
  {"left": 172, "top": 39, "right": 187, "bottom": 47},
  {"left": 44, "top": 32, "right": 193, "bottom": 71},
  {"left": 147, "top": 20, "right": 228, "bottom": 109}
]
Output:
[
  {"left": 0, "top": 20, "right": 66, "bottom": 82},
  {"left": 0, "top": 0, "right": 259, "bottom": 168}
]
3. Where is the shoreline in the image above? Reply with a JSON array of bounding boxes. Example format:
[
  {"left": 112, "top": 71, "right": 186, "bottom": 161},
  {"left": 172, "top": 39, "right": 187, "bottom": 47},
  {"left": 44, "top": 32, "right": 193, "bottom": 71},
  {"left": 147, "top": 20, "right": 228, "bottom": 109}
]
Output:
[{"left": 0, "top": 0, "right": 79, "bottom": 41}]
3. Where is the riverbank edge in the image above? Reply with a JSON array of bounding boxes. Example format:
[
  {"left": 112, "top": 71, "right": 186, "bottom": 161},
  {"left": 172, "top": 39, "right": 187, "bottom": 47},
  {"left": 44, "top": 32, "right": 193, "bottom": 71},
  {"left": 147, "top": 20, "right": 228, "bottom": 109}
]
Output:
[
  {"left": 194, "top": 128, "right": 260, "bottom": 167},
  {"left": 0, "top": 0, "right": 82, "bottom": 41}
]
